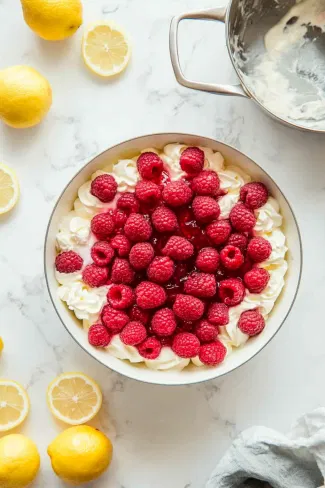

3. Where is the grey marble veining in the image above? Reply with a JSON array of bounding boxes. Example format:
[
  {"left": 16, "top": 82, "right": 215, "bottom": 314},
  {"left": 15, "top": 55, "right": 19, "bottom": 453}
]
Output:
[{"left": 0, "top": 0, "right": 325, "bottom": 486}]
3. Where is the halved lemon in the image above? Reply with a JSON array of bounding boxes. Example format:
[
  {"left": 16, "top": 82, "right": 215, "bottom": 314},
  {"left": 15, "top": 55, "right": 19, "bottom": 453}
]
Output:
[
  {"left": 82, "top": 21, "right": 131, "bottom": 77},
  {"left": 0, "top": 163, "right": 19, "bottom": 215},
  {"left": 47, "top": 372, "right": 102, "bottom": 425},
  {"left": 0, "top": 380, "right": 30, "bottom": 432}
]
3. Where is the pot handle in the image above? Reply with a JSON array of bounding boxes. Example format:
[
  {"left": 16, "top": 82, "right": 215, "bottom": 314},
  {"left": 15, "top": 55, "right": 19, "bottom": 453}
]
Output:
[{"left": 169, "top": 7, "right": 249, "bottom": 98}]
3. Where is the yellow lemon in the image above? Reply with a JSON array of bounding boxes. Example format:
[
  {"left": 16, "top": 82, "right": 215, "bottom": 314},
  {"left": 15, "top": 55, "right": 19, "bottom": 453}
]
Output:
[
  {"left": 0, "top": 380, "right": 30, "bottom": 432},
  {"left": 21, "top": 0, "right": 83, "bottom": 41},
  {"left": 0, "top": 434, "right": 40, "bottom": 488},
  {"left": 82, "top": 21, "right": 131, "bottom": 77},
  {"left": 0, "top": 337, "right": 3, "bottom": 352},
  {"left": 47, "top": 372, "right": 102, "bottom": 425},
  {"left": 48, "top": 425, "right": 113, "bottom": 484},
  {"left": 0, "top": 66, "right": 52, "bottom": 129}
]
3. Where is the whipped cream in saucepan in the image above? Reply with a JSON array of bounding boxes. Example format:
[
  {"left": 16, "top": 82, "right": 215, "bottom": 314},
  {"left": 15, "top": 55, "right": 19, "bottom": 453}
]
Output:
[
  {"left": 55, "top": 144, "right": 287, "bottom": 371},
  {"left": 237, "top": 0, "right": 325, "bottom": 129}
]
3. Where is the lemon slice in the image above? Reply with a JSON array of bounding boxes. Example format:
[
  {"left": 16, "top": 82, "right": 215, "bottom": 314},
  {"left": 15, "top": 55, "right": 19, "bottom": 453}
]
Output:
[
  {"left": 0, "top": 163, "right": 19, "bottom": 215},
  {"left": 0, "top": 380, "right": 30, "bottom": 432},
  {"left": 47, "top": 372, "right": 102, "bottom": 425},
  {"left": 82, "top": 21, "right": 131, "bottom": 77}
]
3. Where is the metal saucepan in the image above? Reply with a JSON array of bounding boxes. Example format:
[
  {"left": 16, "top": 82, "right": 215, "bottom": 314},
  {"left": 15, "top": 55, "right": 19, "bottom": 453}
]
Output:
[{"left": 170, "top": 1, "right": 325, "bottom": 133}]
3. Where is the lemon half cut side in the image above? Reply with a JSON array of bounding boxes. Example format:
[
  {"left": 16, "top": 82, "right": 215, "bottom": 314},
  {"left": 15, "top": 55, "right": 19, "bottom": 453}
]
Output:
[{"left": 82, "top": 21, "right": 131, "bottom": 77}]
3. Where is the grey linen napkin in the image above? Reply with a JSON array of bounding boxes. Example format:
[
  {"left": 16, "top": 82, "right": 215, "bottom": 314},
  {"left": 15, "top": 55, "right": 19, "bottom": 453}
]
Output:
[{"left": 206, "top": 408, "right": 325, "bottom": 488}]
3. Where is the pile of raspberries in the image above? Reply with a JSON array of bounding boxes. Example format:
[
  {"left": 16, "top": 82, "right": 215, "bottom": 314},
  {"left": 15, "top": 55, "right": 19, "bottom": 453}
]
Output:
[{"left": 55, "top": 147, "right": 272, "bottom": 367}]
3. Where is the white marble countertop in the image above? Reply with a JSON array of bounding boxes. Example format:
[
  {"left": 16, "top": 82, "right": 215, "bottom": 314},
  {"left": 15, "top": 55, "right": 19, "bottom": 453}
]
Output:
[{"left": 0, "top": 0, "right": 324, "bottom": 487}]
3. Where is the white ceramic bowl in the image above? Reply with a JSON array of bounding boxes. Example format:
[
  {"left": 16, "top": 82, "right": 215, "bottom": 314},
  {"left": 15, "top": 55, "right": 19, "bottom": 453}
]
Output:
[{"left": 44, "top": 133, "right": 302, "bottom": 386}]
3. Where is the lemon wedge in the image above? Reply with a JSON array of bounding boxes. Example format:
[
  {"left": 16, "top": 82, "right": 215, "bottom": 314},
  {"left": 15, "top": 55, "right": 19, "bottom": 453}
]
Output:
[
  {"left": 82, "top": 21, "right": 131, "bottom": 77},
  {"left": 0, "top": 380, "right": 30, "bottom": 432},
  {"left": 0, "top": 163, "right": 19, "bottom": 215},
  {"left": 47, "top": 372, "right": 102, "bottom": 425}
]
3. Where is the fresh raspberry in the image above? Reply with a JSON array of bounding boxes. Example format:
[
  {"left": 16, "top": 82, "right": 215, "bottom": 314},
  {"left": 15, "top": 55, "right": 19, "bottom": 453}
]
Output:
[
  {"left": 162, "top": 180, "right": 193, "bottom": 207},
  {"left": 229, "top": 203, "right": 256, "bottom": 232},
  {"left": 180, "top": 147, "right": 205, "bottom": 176},
  {"left": 147, "top": 256, "right": 174, "bottom": 283},
  {"left": 91, "top": 241, "right": 114, "bottom": 266},
  {"left": 137, "top": 152, "right": 164, "bottom": 180},
  {"left": 110, "top": 234, "right": 131, "bottom": 257},
  {"left": 135, "top": 180, "right": 161, "bottom": 205},
  {"left": 124, "top": 213, "right": 152, "bottom": 242},
  {"left": 137, "top": 336, "right": 162, "bottom": 359},
  {"left": 244, "top": 267, "right": 270, "bottom": 293},
  {"left": 88, "top": 324, "right": 112, "bottom": 347},
  {"left": 91, "top": 213, "right": 115, "bottom": 238},
  {"left": 206, "top": 220, "right": 232, "bottom": 245},
  {"left": 82, "top": 264, "right": 109, "bottom": 287},
  {"left": 90, "top": 174, "right": 117, "bottom": 202},
  {"left": 135, "top": 281, "right": 166, "bottom": 309},
  {"left": 129, "top": 305, "right": 150, "bottom": 325},
  {"left": 151, "top": 206, "right": 178, "bottom": 233},
  {"left": 247, "top": 237, "right": 272, "bottom": 263},
  {"left": 101, "top": 305, "right": 129, "bottom": 333},
  {"left": 227, "top": 233, "right": 248, "bottom": 252},
  {"left": 55, "top": 250, "right": 83, "bottom": 273},
  {"left": 116, "top": 192, "right": 140, "bottom": 214},
  {"left": 112, "top": 208, "right": 128, "bottom": 228},
  {"left": 195, "top": 320, "right": 218, "bottom": 343},
  {"left": 184, "top": 272, "right": 216, "bottom": 298},
  {"left": 191, "top": 170, "right": 220, "bottom": 196},
  {"left": 240, "top": 182, "right": 268, "bottom": 210},
  {"left": 173, "top": 294, "right": 204, "bottom": 321},
  {"left": 129, "top": 242, "right": 154, "bottom": 270},
  {"left": 151, "top": 308, "right": 177, "bottom": 336},
  {"left": 192, "top": 196, "right": 220, "bottom": 224},
  {"left": 107, "top": 284, "right": 134, "bottom": 309},
  {"left": 220, "top": 245, "right": 244, "bottom": 270},
  {"left": 196, "top": 247, "right": 219, "bottom": 273},
  {"left": 199, "top": 340, "right": 227, "bottom": 365},
  {"left": 120, "top": 321, "right": 147, "bottom": 346},
  {"left": 172, "top": 332, "right": 200, "bottom": 358},
  {"left": 238, "top": 309, "right": 265, "bottom": 336},
  {"left": 111, "top": 258, "right": 135, "bottom": 284},
  {"left": 219, "top": 278, "right": 245, "bottom": 306},
  {"left": 162, "top": 236, "right": 194, "bottom": 261},
  {"left": 207, "top": 303, "right": 229, "bottom": 326}
]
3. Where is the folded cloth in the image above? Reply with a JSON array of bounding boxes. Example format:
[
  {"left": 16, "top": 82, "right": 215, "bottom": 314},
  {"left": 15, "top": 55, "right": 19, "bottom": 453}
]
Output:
[{"left": 206, "top": 408, "right": 325, "bottom": 488}]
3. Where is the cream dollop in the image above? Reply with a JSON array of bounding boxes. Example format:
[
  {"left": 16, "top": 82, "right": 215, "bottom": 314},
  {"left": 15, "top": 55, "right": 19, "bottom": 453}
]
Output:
[
  {"left": 218, "top": 165, "right": 251, "bottom": 218},
  {"left": 260, "top": 228, "right": 288, "bottom": 266},
  {"left": 255, "top": 197, "right": 283, "bottom": 233},
  {"left": 56, "top": 212, "right": 91, "bottom": 251},
  {"left": 110, "top": 159, "right": 139, "bottom": 192},
  {"left": 57, "top": 280, "right": 108, "bottom": 321},
  {"left": 145, "top": 348, "right": 190, "bottom": 371},
  {"left": 161, "top": 143, "right": 187, "bottom": 181},
  {"left": 107, "top": 335, "right": 143, "bottom": 363}
]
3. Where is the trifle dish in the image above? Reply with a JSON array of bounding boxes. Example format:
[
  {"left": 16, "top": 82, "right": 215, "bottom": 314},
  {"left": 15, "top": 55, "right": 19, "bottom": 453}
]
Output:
[{"left": 54, "top": 143, "right": 287, "bottom": 372}]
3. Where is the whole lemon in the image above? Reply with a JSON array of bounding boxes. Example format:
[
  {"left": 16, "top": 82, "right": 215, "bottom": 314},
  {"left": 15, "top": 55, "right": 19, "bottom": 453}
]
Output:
[
  {"left": 0, "top": 434, "right": 40, "bottom": 488},
  {"left": 21, "top": 0, "right": 83, "bottom": 41},
  {"left": 0, "top": 66, "right": 52, "bottom": 129},
  {"left": 48, "top": 425, "right": 113, "bottom": 485}
]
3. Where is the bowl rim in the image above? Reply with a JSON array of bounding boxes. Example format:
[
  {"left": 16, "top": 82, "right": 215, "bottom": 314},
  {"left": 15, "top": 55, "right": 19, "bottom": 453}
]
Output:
[{"left": 44, "top": 132, "right": 303, "bottom": 386}]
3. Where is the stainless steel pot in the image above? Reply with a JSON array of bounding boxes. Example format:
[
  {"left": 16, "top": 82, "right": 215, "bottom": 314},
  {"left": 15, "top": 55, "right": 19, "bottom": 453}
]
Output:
[{"left": 169, "top": 2, "right": 325, "bottom": 133}]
